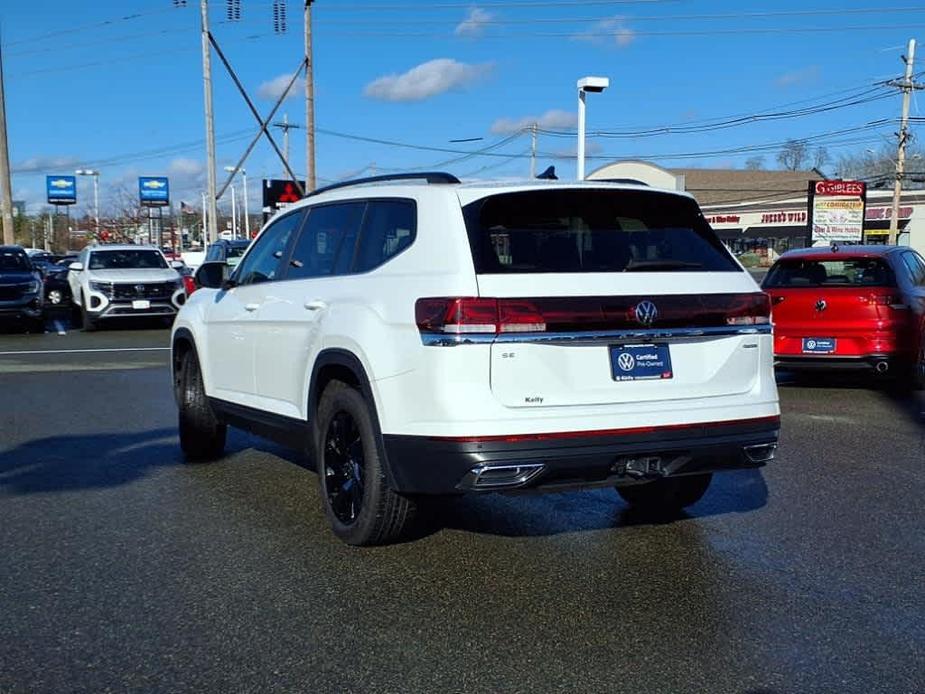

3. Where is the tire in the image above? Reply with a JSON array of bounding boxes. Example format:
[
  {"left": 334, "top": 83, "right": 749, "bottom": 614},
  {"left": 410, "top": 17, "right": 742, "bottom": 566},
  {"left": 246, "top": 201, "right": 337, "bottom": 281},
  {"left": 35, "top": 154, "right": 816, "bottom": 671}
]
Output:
[
  {"left": 315, "top": 380, "right": 415, "bottom": 546},
  {"left": 177, "top": 348, "right": 227, "bottom": 462},
  {"left": 616, "top": 473, "right": 713, "bottom": 513},
  {"left": 81, "top": 294, "right": 97, "bottom": 332}
]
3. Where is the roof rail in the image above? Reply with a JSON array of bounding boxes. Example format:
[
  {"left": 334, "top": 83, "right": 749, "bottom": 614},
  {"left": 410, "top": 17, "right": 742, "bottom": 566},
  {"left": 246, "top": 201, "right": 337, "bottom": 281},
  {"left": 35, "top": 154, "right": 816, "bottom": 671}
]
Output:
[{"left": 308, "top": 172, "right": 460, "bottom": 198}]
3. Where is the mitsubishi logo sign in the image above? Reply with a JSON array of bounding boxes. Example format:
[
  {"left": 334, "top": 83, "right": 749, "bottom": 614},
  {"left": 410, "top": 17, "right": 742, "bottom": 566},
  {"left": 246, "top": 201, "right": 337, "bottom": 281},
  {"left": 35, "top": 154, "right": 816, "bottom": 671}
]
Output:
[{"left": 634, "top": 300, "right": 659, "bottom": 327}]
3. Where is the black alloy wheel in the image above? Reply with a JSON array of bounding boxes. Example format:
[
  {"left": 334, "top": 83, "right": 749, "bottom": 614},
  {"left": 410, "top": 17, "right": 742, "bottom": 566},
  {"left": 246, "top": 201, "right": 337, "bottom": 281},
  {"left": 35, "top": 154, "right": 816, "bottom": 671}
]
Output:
[{"left": 323, "top": 411, "right": 366, "bottom": 525}]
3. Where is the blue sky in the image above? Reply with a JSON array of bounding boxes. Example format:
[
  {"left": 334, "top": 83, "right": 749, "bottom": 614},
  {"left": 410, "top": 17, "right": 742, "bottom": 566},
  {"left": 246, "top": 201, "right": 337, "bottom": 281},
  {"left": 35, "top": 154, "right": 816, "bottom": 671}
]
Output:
[{"left": 2, "top": 0, "right": 924, "bottom": 216}]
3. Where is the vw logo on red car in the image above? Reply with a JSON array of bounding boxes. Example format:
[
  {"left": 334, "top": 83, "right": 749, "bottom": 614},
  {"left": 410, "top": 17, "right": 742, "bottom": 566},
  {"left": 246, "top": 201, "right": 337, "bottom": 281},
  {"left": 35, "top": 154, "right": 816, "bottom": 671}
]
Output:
[{"left": 634, "top": 300, "right": 659, "bottom": 327}]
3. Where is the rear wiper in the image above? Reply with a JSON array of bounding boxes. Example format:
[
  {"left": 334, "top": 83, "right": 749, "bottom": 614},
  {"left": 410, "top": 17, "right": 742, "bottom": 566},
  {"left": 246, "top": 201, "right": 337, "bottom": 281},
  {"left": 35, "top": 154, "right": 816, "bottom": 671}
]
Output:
[{"left": 623, "top": 259, "right": 703, "bottom": 272}]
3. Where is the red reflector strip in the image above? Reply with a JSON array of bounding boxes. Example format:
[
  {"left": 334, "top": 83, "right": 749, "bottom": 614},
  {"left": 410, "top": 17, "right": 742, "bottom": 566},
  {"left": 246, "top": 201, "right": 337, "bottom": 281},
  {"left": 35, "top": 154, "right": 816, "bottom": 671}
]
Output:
[{"left": 430, "top": 415, "right": 780, "bottom": 444}]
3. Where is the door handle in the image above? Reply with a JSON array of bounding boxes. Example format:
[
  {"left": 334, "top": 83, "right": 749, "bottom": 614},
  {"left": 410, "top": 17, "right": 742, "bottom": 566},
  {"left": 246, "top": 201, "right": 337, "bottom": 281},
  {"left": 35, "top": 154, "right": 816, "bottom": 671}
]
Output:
[
  {"left": 304, "top": 299, "right": 327, "bottom": 311},
  {"left": 245, "top": 303, "right": 259, "bottom": 312}
]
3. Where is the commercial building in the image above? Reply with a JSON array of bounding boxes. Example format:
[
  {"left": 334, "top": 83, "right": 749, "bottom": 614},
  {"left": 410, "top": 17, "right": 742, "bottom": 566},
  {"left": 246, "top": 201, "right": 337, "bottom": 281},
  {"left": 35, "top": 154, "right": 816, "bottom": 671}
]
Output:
[{"left": 587, "top": 161, "right": 924, "bottom": 260}]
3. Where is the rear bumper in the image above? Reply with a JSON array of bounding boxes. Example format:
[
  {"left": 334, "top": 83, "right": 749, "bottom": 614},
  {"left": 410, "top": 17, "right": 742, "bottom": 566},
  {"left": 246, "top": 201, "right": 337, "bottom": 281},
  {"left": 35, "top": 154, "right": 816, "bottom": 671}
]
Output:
[
  {"left": 383, "top": 416, "right": 780, "bottom": 495},
  {"left": 774, "top": 354, "right": 901, "bottom": 372}
]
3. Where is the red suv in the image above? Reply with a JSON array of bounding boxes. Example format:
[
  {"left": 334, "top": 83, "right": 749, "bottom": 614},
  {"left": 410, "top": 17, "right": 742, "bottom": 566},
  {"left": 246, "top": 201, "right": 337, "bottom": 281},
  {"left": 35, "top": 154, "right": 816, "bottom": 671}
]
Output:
[{"left": 762, "top": 245, "right": 925, "bottom": 387}]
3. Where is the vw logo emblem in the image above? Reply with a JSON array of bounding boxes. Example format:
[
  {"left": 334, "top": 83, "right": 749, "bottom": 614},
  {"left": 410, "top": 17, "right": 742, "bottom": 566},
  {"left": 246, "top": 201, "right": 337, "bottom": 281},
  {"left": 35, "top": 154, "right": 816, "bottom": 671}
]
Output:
[
  {"left": 617, "top": 352, "right": 636, "bottom": 372},
  {"left": 806, "top": 339, "right": 817, "bottom": 350},
  {"left": 634, "top": 300, "right": 659, "bottom": 327},
  {"left": 815, "top": 299, "right": 827, "bottom": 312},
  {"left": 135, "top": 284, "right": 146, "bottom": 295}
]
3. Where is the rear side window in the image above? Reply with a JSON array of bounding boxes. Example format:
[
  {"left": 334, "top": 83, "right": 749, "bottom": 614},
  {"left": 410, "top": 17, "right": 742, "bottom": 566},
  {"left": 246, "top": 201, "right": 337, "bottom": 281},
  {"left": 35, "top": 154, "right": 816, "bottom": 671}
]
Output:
[
  {"left": 354, "top": 200, "right": 416, "bottom": 273},
  {"left": 287, "top": 202, "right": 365, "bottom": 279},
  {"left": 900, "top": 252, "right": 925, "bottom": 286},
  {"left": 763, "top": 258, "right": 896, "bottom": 288},
  {"left": 462, "top": 189, "right": 738, "bottom": 274}
]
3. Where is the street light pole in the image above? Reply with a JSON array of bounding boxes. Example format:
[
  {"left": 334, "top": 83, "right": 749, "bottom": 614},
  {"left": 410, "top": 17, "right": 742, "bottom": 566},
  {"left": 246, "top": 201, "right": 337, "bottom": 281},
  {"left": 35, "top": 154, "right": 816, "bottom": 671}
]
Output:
[
  {"left": 577, "top": 91, "right": 586, "bottom": 181},
  {"left": 230, "top": 184, "right": 237, "bottom": 239},
  {"left": 75, "top": 169, "right": 100, "bottom": 237},
  {"left": 241, "top": 168, "right": 249, "bottom": 237},
  {"left": 576, "top": 76, "right": 610, "bottom": 182}
]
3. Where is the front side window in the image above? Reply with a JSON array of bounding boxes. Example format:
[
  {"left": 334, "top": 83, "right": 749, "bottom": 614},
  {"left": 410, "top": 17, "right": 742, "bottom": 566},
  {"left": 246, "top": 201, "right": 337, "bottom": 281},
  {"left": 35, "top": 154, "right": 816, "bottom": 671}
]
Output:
[
  {"left": 462, "top": 189, "right": 738, "bottom": 274},
  {"left": 763, "top": 258, "right": 896, "bottom": 288},
  {"left": 286, "top": 203, "right": 365, "bottom": 280},
  {"left": 355, "top": 200, "right": 417, "bottom": 273},
  {"left": 88, "top": 250, "right": 168, "bottom": 270},
  {"left": 234, "top": 211, "right": 304, "bottom": 285}
]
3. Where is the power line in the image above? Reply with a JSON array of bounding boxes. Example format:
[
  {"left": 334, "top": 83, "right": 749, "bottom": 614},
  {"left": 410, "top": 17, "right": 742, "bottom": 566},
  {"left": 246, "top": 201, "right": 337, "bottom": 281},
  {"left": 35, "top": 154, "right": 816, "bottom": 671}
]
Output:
[
  {"left": 540, "top": 89, "right": 895, "bottom": 139},
  {"left": 319, "top": 23, "right": 925, "bottom": 38},
  {"left": 4, "top": 6, "right": 181, "bottom": 48},
  {"left": 314, "top": 6, "right": 925, "bottom": 25}
]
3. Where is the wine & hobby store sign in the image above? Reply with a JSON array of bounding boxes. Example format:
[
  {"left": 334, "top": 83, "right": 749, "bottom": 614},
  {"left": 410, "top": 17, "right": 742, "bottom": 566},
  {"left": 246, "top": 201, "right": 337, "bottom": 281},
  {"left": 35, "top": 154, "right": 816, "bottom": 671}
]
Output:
[{"left": 808, "top": 180, "right": 866, "bottom": 243}]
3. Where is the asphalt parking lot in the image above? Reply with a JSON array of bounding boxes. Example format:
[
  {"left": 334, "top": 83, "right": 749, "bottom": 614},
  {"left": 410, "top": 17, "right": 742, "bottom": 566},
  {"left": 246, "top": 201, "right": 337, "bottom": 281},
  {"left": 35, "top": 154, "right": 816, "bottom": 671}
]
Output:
[{"left": 1, "top": 321, "right": 924, "bottom": 693}]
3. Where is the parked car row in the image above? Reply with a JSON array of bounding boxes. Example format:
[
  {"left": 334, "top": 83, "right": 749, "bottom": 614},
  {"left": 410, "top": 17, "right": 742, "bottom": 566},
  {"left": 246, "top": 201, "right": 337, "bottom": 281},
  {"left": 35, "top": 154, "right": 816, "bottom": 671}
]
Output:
[{"left": 0, "top": 241, "right": 249, "bottom": 333}]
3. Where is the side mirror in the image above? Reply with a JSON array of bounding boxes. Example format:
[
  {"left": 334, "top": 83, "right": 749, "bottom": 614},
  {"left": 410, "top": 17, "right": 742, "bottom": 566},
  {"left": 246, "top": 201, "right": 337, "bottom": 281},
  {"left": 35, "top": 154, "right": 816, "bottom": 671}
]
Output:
[
  {"left": 194, "top": 261, "right": 229, "bottom": 290},
  {"left": 69, "top": 262, "right": 84, "bottom": 272},
  {"left": 170, "top": 260, "right": 185, "bottom": 270}
]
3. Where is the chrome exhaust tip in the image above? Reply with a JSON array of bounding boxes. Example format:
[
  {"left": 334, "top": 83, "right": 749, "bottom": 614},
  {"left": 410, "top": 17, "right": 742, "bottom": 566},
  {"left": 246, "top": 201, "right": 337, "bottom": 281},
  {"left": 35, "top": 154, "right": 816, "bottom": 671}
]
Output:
[
  {"left": 743, "top": 443, "right": 778, "bottom": 463},
  {"left": 459, "top": 463, "right": 545, "bottom": 490},
  {"left": 875, "top": 360, "right": 890, "bottom": 374}
]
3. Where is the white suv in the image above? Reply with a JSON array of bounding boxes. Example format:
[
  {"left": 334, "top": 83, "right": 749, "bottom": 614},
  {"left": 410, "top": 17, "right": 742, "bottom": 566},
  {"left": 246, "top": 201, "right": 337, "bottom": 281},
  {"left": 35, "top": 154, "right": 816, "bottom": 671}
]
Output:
[
  {"left": 69, "top": 244, "right": 187, "bottom": 331},
  {"left": 172, "top": 173, "right": 780, "bottom": 545}
]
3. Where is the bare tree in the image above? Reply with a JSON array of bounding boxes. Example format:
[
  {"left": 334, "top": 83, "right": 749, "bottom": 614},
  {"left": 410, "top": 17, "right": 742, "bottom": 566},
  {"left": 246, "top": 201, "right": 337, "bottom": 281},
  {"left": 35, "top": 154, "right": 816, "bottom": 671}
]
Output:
[
  {"left": 835, "top": 143, "right": 925, "bottom": 189},
  {"left": 777, "top": 139, "right": 809, "bottom": 171},
  {"left": 744, "top": 155, "right": 765, "bottom": 170},
  {"left": 813, "top": 146, "right": 829, "bottom": 170}
]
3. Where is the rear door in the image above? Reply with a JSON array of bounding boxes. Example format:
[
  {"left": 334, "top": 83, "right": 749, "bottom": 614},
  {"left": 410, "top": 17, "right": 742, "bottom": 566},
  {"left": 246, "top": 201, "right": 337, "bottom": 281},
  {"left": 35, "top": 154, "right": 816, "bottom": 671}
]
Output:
[
  {"left": 459, "top": 188, "right": 768, "bottom": 408},
  {"left": 253, "top": 201, "right": 366, "bottom": 418}
]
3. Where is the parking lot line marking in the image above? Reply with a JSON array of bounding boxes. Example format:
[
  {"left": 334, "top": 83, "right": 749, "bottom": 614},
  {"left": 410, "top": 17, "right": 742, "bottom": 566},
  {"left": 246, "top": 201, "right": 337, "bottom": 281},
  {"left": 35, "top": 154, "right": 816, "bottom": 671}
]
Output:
[{"left": 0, "top": 347, "right": 170, "bottom": 356}]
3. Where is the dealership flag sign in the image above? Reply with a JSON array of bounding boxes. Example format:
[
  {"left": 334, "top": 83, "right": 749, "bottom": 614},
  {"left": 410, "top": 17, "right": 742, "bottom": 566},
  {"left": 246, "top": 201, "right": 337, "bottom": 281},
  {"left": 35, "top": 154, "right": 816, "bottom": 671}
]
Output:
[{"left": 808, "top": 180, "right": 867, "bottom": 243}]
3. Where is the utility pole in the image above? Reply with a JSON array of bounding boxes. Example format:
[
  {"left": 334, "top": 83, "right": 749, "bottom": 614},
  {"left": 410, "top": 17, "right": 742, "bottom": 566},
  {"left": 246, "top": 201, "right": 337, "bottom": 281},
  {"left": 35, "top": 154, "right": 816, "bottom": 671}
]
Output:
[
  {"left": 888, "top": 39, "right": 923, "bottom": 245},
  {"left": 304, "top": 0, "right": 316, "bottom": 191},
  {"left": 529, "top": 122, "right": 538, "bottom": 178},
  {"left": 0, "top": 39, "right": 15, "bottom": 245},
  {"left": 200, "top": 0, "right": 219, "bottom": 244}
]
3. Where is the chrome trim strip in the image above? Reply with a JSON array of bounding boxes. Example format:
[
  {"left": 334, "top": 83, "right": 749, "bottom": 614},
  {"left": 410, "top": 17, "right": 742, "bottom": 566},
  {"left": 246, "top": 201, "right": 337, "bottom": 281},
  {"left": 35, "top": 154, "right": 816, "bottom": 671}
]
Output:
[{"left": 420, "top": 324, "right": 772, "bottom": 346}]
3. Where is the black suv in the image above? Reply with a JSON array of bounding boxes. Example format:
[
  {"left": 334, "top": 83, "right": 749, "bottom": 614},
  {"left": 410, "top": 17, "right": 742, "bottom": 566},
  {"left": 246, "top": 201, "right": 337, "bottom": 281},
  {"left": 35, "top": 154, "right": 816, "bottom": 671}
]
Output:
[
  {"left": 0, "top": 246, "right": 44, "bottom": 332},
  {"left": 204, "top": 239, "right": 250, "bottom": 267}
]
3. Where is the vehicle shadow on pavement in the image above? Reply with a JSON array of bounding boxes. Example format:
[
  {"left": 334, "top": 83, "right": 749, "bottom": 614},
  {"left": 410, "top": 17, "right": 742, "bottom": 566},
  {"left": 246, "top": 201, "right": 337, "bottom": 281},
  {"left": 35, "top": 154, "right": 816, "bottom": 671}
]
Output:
[
  {"left": 777, "top": 369, "right": 925, "bottom": 432},
  {"left": 422, "top": 469, "right": 769, "bottom": 539},
  {"left": 0, "top": 428, "right": 183, "bottom": 496}
]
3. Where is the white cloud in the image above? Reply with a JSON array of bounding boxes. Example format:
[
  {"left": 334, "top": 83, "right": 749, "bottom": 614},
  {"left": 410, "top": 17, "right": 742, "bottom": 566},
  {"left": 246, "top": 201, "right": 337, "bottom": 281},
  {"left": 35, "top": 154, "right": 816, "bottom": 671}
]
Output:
[
  {"left": 455, "top": 7, "right": 493, "bottom": 37},
  {"left": 11, "top": 156, "right": 80, "bottom": 174},
  {"left": 168, "top": 157, "right": 204, "bottom": 177},
  {"left": 574, "top": 16, "right": 635, "bottom": 47},
  {"left": 491, "top": 109, "right": 578, "bottom": 135},
  {"left": 257, "top": 73, "right": 306, "bottom": 101},
  {"left": 364, "top": 58, "right": 493, "bottom": 102},
  {"left": 775, "top": 66, "right": 820, "bottom": 88}
]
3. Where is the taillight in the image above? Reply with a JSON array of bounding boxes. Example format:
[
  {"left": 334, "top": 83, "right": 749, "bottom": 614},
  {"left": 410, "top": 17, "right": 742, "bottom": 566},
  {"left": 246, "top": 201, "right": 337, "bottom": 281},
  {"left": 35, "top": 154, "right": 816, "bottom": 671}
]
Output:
[
  {"left": 725, "top": 292, "right": 771, "bottom": 326},
  {"left": 182, "top": 275, "right": 196, "bottom": 295},
  {"left": 415, "top": 298, "right": 547, "bottom": 335},
  {"left": 863, "top": 293, "right": 900, "bottom": 306}
]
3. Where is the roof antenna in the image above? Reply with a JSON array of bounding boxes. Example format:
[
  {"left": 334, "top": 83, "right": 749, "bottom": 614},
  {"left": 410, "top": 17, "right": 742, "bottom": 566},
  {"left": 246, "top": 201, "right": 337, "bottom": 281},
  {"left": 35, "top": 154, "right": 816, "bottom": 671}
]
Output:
[{"left": 536, "top": 166, "right": 558, "bottom": 180}]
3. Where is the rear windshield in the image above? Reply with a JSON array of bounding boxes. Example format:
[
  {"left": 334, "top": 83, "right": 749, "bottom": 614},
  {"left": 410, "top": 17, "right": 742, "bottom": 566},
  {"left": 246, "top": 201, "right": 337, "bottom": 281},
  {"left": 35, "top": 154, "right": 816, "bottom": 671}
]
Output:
[
  {"left": 88, "top": 250, "right": 168, "bottom": 270},
  {"left": 462, "top": 189, "right": 740, "bottom": 274},
  {"left": 226, "top": 243, "right": 249, "bottom": 259},
  {"left": 763, "top": 258, "right": 896, "bottom": 288}
]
